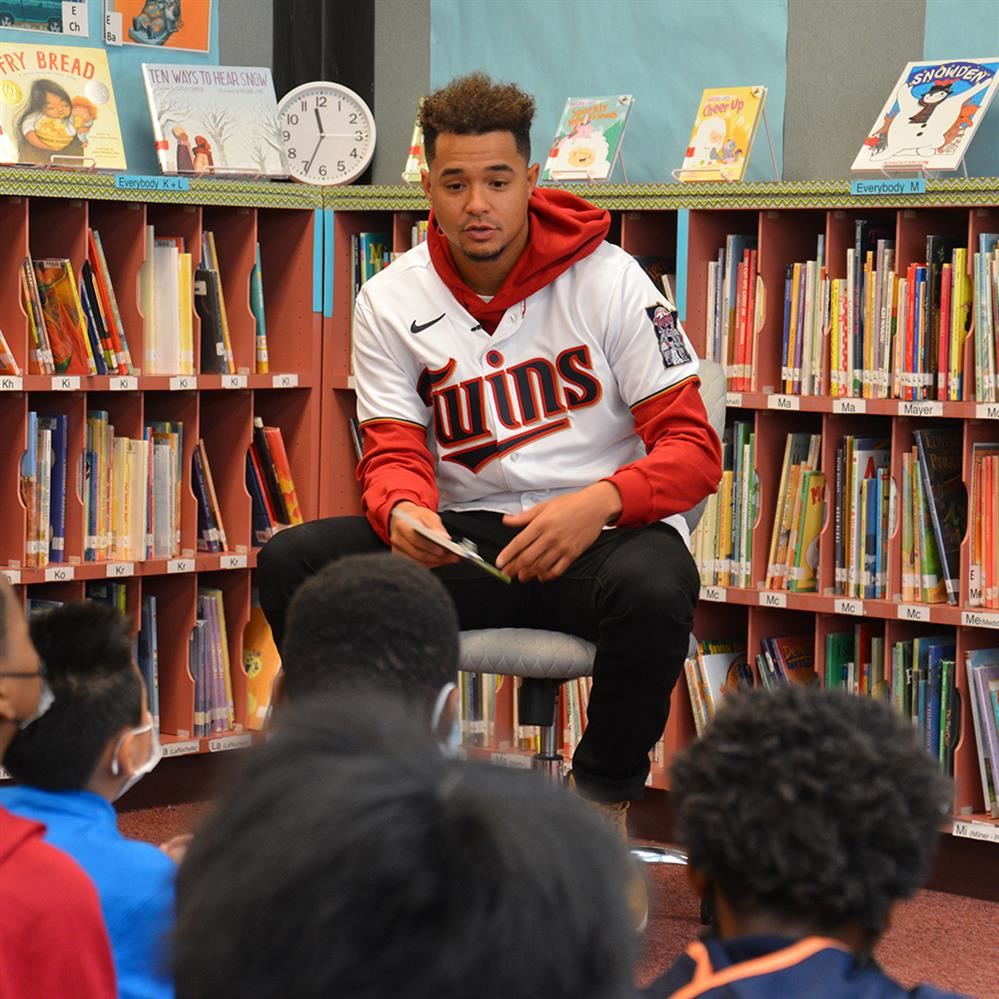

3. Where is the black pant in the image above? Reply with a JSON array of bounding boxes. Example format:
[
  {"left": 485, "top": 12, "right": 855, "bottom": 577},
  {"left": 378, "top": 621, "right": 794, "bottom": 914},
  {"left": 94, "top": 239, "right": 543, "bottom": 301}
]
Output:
[{"left": 257, "top": 511, "right": 699, "bottom": 801}]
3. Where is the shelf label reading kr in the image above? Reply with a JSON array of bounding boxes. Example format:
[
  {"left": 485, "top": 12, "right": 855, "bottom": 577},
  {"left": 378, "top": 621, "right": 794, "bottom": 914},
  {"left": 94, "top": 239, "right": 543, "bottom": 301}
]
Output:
[
  {"left": 219, "top": 554, "right": 248, "bottom": 570},
  {"left": 167, "top": 559, "right": 194, "bottom": 574}
]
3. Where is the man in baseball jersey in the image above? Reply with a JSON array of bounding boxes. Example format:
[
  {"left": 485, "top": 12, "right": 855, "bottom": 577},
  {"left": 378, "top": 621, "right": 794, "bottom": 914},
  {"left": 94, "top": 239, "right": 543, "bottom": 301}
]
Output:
[{"left": 258, "top": 72, "right": 721, "bottom": 815}]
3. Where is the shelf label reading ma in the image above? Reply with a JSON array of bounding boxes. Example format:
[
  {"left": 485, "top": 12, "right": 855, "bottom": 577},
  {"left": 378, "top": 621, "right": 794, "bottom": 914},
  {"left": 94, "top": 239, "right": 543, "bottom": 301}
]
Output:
[
  {"left": 209, "top": 734, "right": 252, "bottom": 753},
  {"left": 699, "top": 586, "right": 726, "bottom": 603},
  {"left": 834, "top": 598, "right": 865, "bottom": 616},
  {"left": 833, "top": 398, "right": 866, "bottom": 414},
  {"left": 0, "top": 376, "right": 22, "bottom": 392},
  {"left": 962, "top": 611, "right": 999, "bottom": 630},
  {"left": 898, "top": 604, "right": 931, "bottom": 622},
  {"left": 850, "top": 178, "right": 926, "bottom": 196},
  {"left": 110, "top": 376, "right": 138, "bottom": 392},
  {"left": 767, "top": 394, "right": 800, "bottom": 411},
  {"left": 162, "top": 740, "right": 200, "bottom": 758},
  {"left": 759, "top": 591, "right": 787, "bottom": 608}
]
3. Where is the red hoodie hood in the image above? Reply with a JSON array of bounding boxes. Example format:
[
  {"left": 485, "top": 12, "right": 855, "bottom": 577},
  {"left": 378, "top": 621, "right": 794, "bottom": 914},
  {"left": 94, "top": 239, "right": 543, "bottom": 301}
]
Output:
[
  {"left": 0, "top": 806, "right": 43, "bottom": 867},
  {"left": 427, "top": 186, "right": 610, "bottom": 334}
]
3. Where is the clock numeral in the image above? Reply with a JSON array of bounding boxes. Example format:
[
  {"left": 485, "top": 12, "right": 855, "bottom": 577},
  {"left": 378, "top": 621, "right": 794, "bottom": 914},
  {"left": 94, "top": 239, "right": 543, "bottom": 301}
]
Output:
[
  {"left": 319, "top": 165, "right": 328, "bottom": 178},
  {"left": 288, "top": 149, "right": 297, "bottom": 159},
  {"left": 350, "top": 148, "right": 358, "bottom": 159},
  {"left": 316, "top": 96, "right": 328, "bottom": 108},
  {"left": 281, "top": 129, "right": 291, "bottom": 141},
  {"left": 287, "top": 113, "right": 299, "bottom": 125},
  {"left": 348, "top": 113, "right": 358, "bottom": 124},
  {"left": 337, "top": 160, "right": 345, "bottom": 172},
  {"left": 300, "top": 99, "right": 307, "bottom": 111},
  {"left": 354, "top": 131, "right": 364, "bottom": 142}
]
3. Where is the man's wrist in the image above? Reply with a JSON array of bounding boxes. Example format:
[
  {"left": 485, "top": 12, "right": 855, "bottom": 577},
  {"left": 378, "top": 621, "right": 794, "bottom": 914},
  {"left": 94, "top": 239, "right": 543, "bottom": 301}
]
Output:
[{"left": 589, "top": 481, "right": 623, "bottom": 525}]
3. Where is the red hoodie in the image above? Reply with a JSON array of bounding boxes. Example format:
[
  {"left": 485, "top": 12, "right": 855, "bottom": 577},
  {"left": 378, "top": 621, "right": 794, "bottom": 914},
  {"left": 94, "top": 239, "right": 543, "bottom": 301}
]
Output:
[
  {"left": 357, "top": 187, "right": 721, "bottom": 542},
  {"left": 0, "top": 806, "right": 117, "bottom": 998}
]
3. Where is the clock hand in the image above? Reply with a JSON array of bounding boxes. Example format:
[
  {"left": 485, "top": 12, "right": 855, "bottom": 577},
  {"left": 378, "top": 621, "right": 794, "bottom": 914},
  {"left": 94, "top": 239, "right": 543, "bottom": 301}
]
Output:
[
  {"left": 303, "top": 134, "right": 324, "bottom": 175},
  {"left": 314, "top": 108, "right": 325, "bottom": 136}
]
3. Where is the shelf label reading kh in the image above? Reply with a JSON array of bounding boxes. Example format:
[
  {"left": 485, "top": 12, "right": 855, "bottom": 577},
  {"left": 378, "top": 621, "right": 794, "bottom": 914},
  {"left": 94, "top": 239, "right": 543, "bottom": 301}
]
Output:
[{"left": 0, "top": 376, "right": 22, "bottom": 392}]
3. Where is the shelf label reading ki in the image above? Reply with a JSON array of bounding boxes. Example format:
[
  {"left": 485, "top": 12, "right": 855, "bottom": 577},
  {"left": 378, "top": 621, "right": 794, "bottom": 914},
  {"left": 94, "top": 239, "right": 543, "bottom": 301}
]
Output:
[
  {"left": 833, "top": 398, "right": 866, "bottom": 414},
  {"left": 110, "top": 376, "right": 138, "bottom": 392},
  {"left": 699, "top": 586, "right": 726, "bottom": 603},
  {"left": 759, "top": 591, "right": 787, "bottom": 608},
  {"left": 767, "top": 394, "right": 800, "bottom": 411},
  {"left": 897, "top": 604, "right": 930, "bottom": 622},
  {"left": 222, "top": 374, "right": 247, "bottom": 389},
  {"left": 51, "top": 375, "right": 80, "bottom": 391},
  {"left": 170, "top": 376, "right": 195, "bottom": 391},
  {"left": 272, "top": 373, "right": 299, "bottom": 388},
  {"left": 834, "top": 598, "right": 865, "bottom": 617}
]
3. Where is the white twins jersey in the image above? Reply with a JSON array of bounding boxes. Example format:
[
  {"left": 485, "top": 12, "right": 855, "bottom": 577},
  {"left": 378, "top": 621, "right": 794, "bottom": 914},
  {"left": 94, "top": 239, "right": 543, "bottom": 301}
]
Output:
[{"left": 353, "top": 239, "right": 700, "bottom": 540}]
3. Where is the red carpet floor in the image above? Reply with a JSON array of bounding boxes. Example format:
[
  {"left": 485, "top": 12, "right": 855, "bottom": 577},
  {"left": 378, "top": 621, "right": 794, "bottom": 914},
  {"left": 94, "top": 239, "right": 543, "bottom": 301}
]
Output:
[{"left": 120, "top": 805, "right": 998, "bottom": 997}]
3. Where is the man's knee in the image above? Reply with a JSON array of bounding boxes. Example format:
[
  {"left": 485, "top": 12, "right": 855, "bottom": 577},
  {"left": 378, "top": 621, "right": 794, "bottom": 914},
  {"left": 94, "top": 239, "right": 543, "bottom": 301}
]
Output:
[
  {"left": 601, "top": 546, "right": 698, "bottom": 631},
  {"left": 257, "top": 524, "right": 313, "bottom": 595}
]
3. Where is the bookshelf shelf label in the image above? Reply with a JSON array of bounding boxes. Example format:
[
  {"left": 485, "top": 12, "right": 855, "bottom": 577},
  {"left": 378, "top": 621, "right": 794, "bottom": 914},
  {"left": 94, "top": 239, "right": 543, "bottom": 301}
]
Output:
[
  {"left": 833, "top": 398, "right": 866, "bottom": 414},
  {"left": 975, "top": 404, "right": 999, "bottom": 421},
  {"left": 1, "top": 570, "right": 20, "bottom": 585},
  {"left": 219, "top": 554, "right": 248, "bottom": 570},
  {"left": 209, "top": 733, "right": 253, "bottom": 753},
  {"left": 489, "top": 752, "right": 534, "bottom": 770},
  {"left": 110, "top": 376, "right": 138, "bottom": 392},
  {"left": 700, "top": 586, "right": 726, "bottom": 603},
  {"left": 834, "top": 598, "right": 865, "bottom": 616},
  {"left": 725, "top": 392, "right": 743, "bottom": 407},
  {"left": 104, "top": 8, "right": 123, "bottom": 44},
  {"left": 51, "top": 376, "right": 80, "bottom": 391},
  {"left": 951, "top": 819, "right": 999, "bottom": 844},
  {"left": 961, "top": 610, "right": 999, "bottom": 630},
  {"left": 759, "top": 591, "right": 787, "bottom": 608},
  {"left": 0, "top": 376, "right": 23, "bottom": 392},
  {"left": 61, "top": 1, "right": 89, "bottom": 36},
  {"left": 162, "top": 739, "right": 200, "bottom": 758},
  {"left": 115, "top": 175, "right": 191, "bottom": 193},
  {"left": 167, "top": 558, "right": 194, "bottom": 574},
  {"left": 169, "top": 376, "right": 196, "bottom": 391},
  {"left": 222, "top": 374, "right": 248, "bottom": 390},
  {"left": 767, "top": 394, "right": 800, "bottom": 411},
  {"left": 900, "top": 400, "right": 943, "bottom": 418},
  {"left": 105, "top": 562, "right": 134, "bottom": 578},
  {"left": 897, "top": 604, "right": 930, "bottom": 622},
  {"left": 849, "top": 178, "right": 926, "bottom": 196},
  {"left": 44, "top": 566, "right": 74, "bottom": 582},
  {"left": 272, "top": 373, "right": 299, "bottom": 388}
]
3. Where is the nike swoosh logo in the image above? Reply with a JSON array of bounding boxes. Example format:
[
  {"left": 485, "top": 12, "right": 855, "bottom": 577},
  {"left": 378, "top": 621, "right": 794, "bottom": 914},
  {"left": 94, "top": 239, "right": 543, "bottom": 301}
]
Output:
[{"left": 410, "top": 314, "right": 446, "bottom": 334}]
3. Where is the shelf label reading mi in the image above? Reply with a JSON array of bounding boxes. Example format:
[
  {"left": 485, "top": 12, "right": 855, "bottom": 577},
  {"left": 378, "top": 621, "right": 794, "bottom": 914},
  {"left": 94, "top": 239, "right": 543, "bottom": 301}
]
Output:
[
  {"left": 209, "top": 734, "right": 252, "bottom": 753},
  {"left": 219, "top": 554, "right": 248, "bottom": 570},
  {"left": 950, "top": 819, "right": 999, "bottom": 844},
  {"left": 897, "top": 604, "right": 930, "bottom": 622},
  {"left": 699, "top": 586, "right": 726, "bottom": 603},
  {"left": 0, "top": 376, "right": 23, "bottom": 392},
  {"left": 167, "top": 558, "right": 194, "bottom": 574},
  {"left": 162, "top": 740, "right": 200, "bottom": 758},
  {"left": 490, "top": 752, "right": 534, "bottom": 770},
  {"left": 976, "top": 404, "right": 999, "bottom": 420},
  {"left": 61, "top": 1, "right": 88, "bottom": 35},
  {"left": 834, "top": 598, "right": 864, "bottom": 616},
  {"left": 962, "top": 610, "right": 999, "bottom": 630},
  {"left": 110, "top": 376, "right": 138, "bottom": 392},
  {"left": 767, "top": 394, "right": 800, "bottom": 411},
  {"left": 222, "top": 374, "right": 247, "bottom": 389},
  {"left": 44, "top": 566, "right": 74, "bottom": 582},
  {"left": 900, "top": 400, "right": 943, "bottom": 417},
  {"left": 105, "top": 563, "right": 134, "bottom": 578},
  {"left": 51, "top": 376, "right": 80, "bottom": 391},
  {"left": 725, "top": 392, "right": 743, "bottom": 407},
  {"left": 272, "top": 373, "right": 299, "bottom": 388},
  {"left": 833, "top": 398, "right": 866, "bottom": 414},
  {"left": 759, "top": 591, "right": 787, "bottom": 608},
  {"left": 1, "top": 570, "right": 20, "bottom": 585},
  {"left": 169, "top": 376, "right": 196, "bottom": 391}
]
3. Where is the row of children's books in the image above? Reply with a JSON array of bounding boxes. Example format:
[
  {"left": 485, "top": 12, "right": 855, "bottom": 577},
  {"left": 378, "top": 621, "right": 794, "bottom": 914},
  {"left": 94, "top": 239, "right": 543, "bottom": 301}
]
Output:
[
  {"left": 189, "top": 588, "right": 237, "bottom": 739},
  {"left": 20, "top": 410, "right": 301, "bottom": 564},
  {"left": 704, "top": 234, "right": 760, "bottom": 390}
]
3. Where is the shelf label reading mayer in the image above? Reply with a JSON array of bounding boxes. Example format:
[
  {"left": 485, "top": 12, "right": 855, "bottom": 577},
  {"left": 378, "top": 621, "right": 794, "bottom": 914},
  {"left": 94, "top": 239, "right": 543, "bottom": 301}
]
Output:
[
  {"left": 962, "top": 610, "right": 999, "bottom": 630},
  {"left": 900, "top": 400, "right": 943, "bottom": 417}
]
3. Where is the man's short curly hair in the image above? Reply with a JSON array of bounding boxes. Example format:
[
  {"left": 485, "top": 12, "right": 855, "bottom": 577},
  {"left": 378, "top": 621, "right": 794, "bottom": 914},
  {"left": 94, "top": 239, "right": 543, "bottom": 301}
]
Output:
[
  {"left": 418, "top": 72, "right": 536, "bottom": 165},
  {"left": 670, "top": 685, "right": 950, "bottom": 934}
]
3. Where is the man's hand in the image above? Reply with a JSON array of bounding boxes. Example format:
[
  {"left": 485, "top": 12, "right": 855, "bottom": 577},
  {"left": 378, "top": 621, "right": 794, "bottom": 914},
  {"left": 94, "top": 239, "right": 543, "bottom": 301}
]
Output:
[
  {"left": 497, "top": 482, "right": 622, "bottom": 583},
  {"left": 390, "top": 502, "right": 460, "bottom": 569}
]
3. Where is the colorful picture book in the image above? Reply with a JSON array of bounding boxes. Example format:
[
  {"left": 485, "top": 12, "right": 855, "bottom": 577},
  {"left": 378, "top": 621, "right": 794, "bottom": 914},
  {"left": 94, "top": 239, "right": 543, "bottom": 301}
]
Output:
[
  {"left": 107, "top": 0, "right": 213, "bottom": 52},
  {"left": 243, "top": 589, "right": 279, "bottom": 731},
  {"left": 852, "top": 59, "right": 999, "bottom": 174},
  {"left": 679, "top": 86, "right": 767, "bottom": 182},
  {"left": 703, "top": 232, "right": 760, "bottom": 389},
  {"left": 141, "top": 63, "right": 288, "bottom": 177},
  {"left": 541, "top": 95, "right": 632, "bottom": 182},
  {"left": 0, "top": 43, "right": 125, "bottom": 169},
  {"left": 965, "top": 649, "right": 999, "bottom": 817},
  {"left": 191, "top": 587, "right": 237, "bottom": 737},
  {"left": 247, "top": 418, "right": 304, "bottom": 545}
]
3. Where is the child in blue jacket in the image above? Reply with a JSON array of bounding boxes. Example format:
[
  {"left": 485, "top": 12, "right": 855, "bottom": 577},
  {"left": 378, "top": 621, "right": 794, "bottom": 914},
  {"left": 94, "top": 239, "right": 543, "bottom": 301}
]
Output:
[{"left": 643, "top": 685, "right": 968, "bottom": 999}]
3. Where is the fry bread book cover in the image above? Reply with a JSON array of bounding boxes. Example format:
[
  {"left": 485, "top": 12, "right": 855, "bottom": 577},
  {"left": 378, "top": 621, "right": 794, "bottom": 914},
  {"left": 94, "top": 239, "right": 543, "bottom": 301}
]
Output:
[
  {"left": 852, "top": 58, "right": 999, "bottom": 173},
  {"left": 680, "top": 86, "right": 767, "bottom": 182},
  {"left": 0, "top": 44, "right": 126, "bottom": 169}
]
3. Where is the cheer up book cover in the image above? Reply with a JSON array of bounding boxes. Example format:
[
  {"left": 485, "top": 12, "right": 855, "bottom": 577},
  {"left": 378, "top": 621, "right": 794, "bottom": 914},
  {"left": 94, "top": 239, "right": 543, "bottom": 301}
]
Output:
[
  {"left": 679, "top": 86, "right": 767, "bottom": 182},
  {"left": 852, "top": 58, "right": 999, "bottom": 173},
  {"left": 541, "top": 95, "right": 633, "bottom": 182},
  {"left": 0, "top": 43, "right": 126, "bottom": 170}
]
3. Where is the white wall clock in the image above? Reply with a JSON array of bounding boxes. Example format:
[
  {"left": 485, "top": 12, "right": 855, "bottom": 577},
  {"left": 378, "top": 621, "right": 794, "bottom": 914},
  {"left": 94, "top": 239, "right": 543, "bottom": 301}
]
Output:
[{"left": 276, "top": 81, "right": 376, "bottom": 186}]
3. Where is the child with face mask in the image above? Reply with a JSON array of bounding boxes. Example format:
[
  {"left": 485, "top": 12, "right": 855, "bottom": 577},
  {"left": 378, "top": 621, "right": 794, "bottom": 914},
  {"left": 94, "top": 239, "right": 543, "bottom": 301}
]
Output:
[
  {"left": 0, "top": 580, "right": 117, "bottom": 998},
  {"left": 1, "top": 599, "right": 174, "bottom": 999}
]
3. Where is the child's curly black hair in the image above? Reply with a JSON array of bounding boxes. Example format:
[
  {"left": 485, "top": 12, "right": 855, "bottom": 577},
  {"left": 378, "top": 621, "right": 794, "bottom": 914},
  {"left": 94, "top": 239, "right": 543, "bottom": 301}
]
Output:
[
  {"left": 670, "top": 685, "right": 951, "bottom": 934},
  {"left": 419, "top": 72, "right": 535, "bottom": 165}
]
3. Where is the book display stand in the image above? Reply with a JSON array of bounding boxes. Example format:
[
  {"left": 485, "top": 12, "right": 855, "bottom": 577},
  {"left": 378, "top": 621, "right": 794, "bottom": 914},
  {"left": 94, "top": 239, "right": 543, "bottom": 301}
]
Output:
[
  {"left": 548, "top": 153, "right": 630, "bottom": 185},
  {"left": 671, "top": 104, "right": 780, "bottom": 183}
]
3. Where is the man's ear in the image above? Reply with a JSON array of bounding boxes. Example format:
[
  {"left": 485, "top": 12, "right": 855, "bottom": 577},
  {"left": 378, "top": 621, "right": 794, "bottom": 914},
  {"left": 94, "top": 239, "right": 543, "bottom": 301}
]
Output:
[
  {"left": 432, "top": 682, "right": 459, "bottom": 745},
  {"left": 420, "top": 167, "right": 432, "bottom": 200},
  {"left": 527, "top": 161, "right": 540, "bottom": 191}
]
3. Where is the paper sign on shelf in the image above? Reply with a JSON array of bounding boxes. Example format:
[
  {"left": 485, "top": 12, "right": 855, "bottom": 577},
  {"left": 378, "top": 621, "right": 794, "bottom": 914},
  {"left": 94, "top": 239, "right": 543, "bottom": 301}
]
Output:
[
  {"left": 1, "top": 570, "right": 20, "bottom": 585},
  {"left": 44, "top": 565, "right": 75, "bottom": 582},
  {"left": 169, "top": 375, "right": 196, "bottom": 391},
  {"left": 110, "top": 376, "right": 138, "bottom": 391},
  {"left": 162, "top": 740, "right": 200, "bottom": 758},
  {"left": 833, "top": 398, "right": 866, "bottom": 414},
  {"left": 222, "top": 374, "right": 247, "bottom": 389},
  {"left": 219, "top": 554, "right": 248, "bottom": 570},
  {"left": 167, "top": 558, "right": 194, "bottom": 574},
  {"left": 51, "top": 376, "right": 80, "bottom": 391},
  {"left": 699, "top": 586, "right": 726, "bottom": 603},
  {"left": 897, "top": 604, "right": 930, "bottom": 622},
  {"left": 0, "top": 377, "right": 23, "bottom": 392},
  {"left": 62, "top": 1, "right": 89, "bottom": 36},
  {"left": 272, "top": 373, "right": 299, "bottom": 388},
  {"left": 767, "top": 394, "right": 800, "bottom": 411},
  {"left": 104, "top": 6, "right": 123, "bottom": 44},
  {"left": 759, "top": 591, "right": 787, "bottom": 608},
  {"left": 834, "top": 598, "right": 864, "bottom": 617},
  {"left": 209, "top": 734, "right": 252, "bottom": 753},
  {"left": 105, "top": 562, "right": 134, "bottom": 578}
]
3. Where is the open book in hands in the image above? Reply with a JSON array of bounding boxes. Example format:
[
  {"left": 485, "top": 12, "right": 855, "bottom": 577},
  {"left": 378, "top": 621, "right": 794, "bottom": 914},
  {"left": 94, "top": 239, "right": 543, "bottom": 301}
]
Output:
[{"left": 392, "top": 508, "right": 512, "bottom": 584}]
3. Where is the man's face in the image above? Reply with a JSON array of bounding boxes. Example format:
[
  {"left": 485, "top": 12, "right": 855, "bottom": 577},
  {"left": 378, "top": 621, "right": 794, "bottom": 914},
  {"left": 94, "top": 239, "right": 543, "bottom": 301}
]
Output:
[
  {"left": 0, "top": 594, "right": 43, "bottom": 727},
  {"left": 422, "top": 131, "right": 539, "bottom": 268}
]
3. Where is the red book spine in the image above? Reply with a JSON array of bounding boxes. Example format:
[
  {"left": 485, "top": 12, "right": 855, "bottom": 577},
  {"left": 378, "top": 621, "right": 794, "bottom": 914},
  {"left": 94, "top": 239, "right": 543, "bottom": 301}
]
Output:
[
  {"left": 735, "top": 257, "right": 749, "bottom": 391},
  {"left": 742, "top": 249, "right": 758, "bottom": 392},
  {"left": 262, "top": 427, "right": 303, "bottom": 526},
  {"left": 905, "top": 263, "right": 917, "bottom": 401}
]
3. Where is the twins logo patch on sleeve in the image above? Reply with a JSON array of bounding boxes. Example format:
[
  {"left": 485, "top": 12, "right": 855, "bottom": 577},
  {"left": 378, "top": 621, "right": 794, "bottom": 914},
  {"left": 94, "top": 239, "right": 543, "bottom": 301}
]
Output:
[{"left": 646, "top": 304, "right": 691, "bottom": 369}]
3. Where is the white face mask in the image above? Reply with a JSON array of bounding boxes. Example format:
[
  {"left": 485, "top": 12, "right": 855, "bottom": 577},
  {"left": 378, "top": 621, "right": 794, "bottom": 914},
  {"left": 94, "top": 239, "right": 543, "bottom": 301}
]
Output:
[
  {"left": 110, "top": 720, "right": 162, "bottom": 800},
  {"left": 431, "top": 682, "right": 461, "bottom": 757},
  {"left": 19, "top": 678, "right": 54, "bottom": 731}
]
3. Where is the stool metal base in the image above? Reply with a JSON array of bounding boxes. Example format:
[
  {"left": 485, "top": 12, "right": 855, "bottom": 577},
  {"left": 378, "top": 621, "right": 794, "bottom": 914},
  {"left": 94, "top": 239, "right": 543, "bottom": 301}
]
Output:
[{"left": 631, "top": 846, "right": 688, "bottom": 865}]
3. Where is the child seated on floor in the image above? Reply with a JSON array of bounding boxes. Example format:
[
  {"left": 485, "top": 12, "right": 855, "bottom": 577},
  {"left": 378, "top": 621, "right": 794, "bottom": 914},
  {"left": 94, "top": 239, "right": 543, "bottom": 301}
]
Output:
[{"left": 643, "top": 685, "right": 968, "bottom": 999}]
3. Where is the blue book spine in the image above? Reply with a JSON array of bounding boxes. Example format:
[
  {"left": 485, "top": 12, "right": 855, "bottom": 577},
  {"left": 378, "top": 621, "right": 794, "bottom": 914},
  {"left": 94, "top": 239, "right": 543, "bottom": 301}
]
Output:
[
  {"left": 863, "top": 478, "right": 878, "bottom": 599},
  {"left": 78, "top": 280, "right": 107, "bottom": 375},
  {"left": 781, "top": 266, "right": 793, "bottom": 380},
  {"left": 37, "top": 414, "right": 67, "bottom": 563}
]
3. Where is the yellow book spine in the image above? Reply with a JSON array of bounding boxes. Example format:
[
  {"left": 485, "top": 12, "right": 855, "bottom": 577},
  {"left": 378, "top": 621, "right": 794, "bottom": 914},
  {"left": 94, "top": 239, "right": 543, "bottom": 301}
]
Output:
[{"left": 178, "top": 253, "right": 195, "bottom": 375}]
